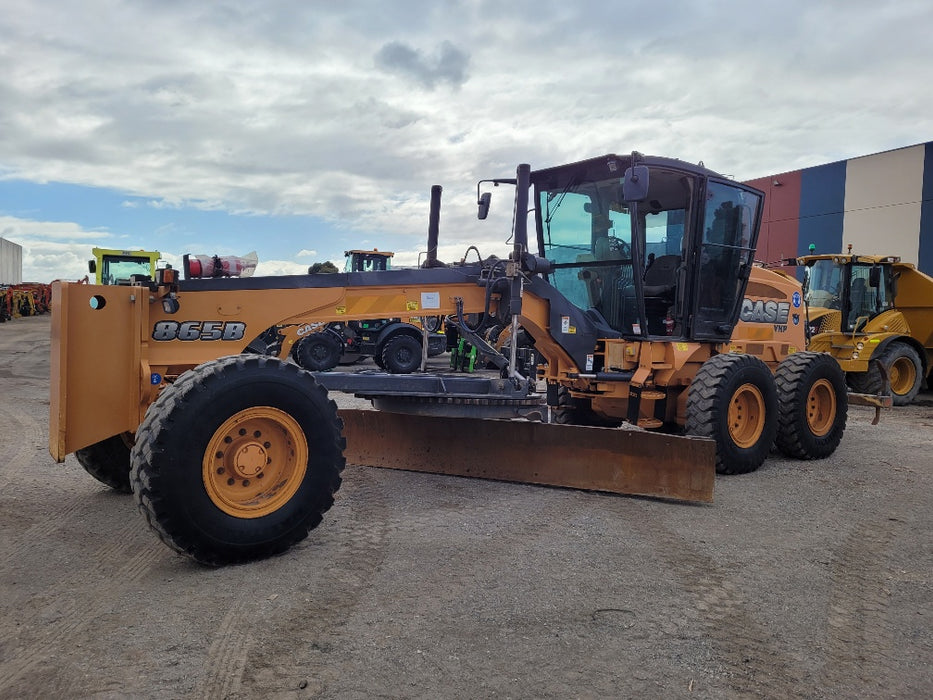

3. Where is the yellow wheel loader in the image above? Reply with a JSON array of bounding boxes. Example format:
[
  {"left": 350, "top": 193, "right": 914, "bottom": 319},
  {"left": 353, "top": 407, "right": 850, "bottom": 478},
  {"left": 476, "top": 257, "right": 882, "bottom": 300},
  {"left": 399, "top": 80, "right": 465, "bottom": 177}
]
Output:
[
  {"left": 50, "top": 153, "right": 884, "bottom": 566},
  {"left": 797, "top": 251, "right": 933, "bottom": 405}
]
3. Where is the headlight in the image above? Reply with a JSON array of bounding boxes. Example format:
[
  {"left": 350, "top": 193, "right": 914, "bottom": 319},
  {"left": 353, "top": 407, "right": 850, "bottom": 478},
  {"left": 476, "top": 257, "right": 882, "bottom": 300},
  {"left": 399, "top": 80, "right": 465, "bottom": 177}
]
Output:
[
  {"left": 856, "top": 341, "right": 864, "bottom": 350},
  {"left": 851, "top": 350, "right": 860, "bottom": 359}
]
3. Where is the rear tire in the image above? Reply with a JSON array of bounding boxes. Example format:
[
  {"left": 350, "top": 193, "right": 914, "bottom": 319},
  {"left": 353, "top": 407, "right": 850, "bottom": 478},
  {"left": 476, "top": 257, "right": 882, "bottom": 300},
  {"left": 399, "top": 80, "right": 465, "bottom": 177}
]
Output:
[
  {"left": 775, "top": 352, "right": 847, "bottom": 459},
  {"left": 847, "top": 341, "right": 922, "bottom": 406},
  {"left": 686, "top": 354, "right": 778, "bottom": 475},
  {"left": 74, "top": 433, "right": 134, "bottom": 493},
  {"left": 381, "top": 334, "right": 422, "bottom": 374},
  {"left": 130, "top": 355, "right": 345, "bottom": 566},
  {"left": 293, "top": 332, "right": 341, "bottom": 371}
]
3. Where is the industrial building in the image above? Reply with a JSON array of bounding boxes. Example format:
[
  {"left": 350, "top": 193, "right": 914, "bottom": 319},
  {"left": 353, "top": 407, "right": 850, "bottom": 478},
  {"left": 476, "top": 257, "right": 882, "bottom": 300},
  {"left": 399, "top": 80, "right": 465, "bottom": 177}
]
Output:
[
  {"left": 0, "top": 237, "right": 23, "bottom": 285},
  {"left": 744, "top": 141, "right": 933, "bottom": 275}
]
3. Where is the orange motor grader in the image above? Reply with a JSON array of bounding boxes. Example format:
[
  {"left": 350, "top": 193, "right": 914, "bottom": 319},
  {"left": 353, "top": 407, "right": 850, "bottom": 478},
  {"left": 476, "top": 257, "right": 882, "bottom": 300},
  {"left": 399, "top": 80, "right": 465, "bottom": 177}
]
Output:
[{"left": 50, "top": 153, "right": 875, "bottom": 566}]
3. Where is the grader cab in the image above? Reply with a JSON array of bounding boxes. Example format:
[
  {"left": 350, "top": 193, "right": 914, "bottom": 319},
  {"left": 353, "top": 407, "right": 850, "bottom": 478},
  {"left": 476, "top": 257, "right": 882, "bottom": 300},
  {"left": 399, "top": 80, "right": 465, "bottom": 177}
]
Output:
[{"left": 50, "top": 153, "right": 872, "bottom": 566}]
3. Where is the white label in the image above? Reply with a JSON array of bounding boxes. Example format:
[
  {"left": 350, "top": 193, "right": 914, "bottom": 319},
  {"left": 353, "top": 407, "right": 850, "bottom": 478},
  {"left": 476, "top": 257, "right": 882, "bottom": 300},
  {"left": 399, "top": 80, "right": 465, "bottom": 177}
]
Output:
[
  {"left": 632, "top": 323, "right": 641, "bottom": 334},
  {"left": 585, "top": 354, "right": 594, "bottom": 371},
  {"left": 421, "top": 292, "right": 440, "bottom": 310},
  {"left": 561, "top": 316, "right": 570, "bottom": 333}
]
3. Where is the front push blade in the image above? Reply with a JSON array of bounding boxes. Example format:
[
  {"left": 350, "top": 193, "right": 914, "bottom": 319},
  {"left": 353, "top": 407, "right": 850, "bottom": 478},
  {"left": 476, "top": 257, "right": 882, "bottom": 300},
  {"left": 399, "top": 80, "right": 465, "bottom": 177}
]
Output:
[{"left": 337, "top": 409, "right": 715, "bottom": 503}]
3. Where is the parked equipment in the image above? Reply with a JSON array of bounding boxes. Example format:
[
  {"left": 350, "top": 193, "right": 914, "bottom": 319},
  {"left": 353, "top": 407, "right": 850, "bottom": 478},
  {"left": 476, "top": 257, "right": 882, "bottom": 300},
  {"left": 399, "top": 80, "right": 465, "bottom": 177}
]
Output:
[
  {"left": 796, "top": 250, "right": 933, "bottom": 405},
  {"left": 50, "top": 153, "right": 886, "bottom": 566},
  {"left": 284, "top": 249, "right": 446, "bottom": 372}
]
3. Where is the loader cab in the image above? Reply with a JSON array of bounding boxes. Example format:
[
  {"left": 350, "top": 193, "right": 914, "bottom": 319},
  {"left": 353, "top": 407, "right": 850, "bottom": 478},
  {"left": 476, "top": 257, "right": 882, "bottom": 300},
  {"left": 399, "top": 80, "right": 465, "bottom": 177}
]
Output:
[
  {"left": 533, "top": 155, "right": 763, "bottom": 341},
  {"left": 344, "top": 249, "right": 393, "bottom": 272},
  {"left": 802, "top": 256, "right": 897, "bottom": 332},
  {"left": 88, "top": 248, "right": 161, "bottom": 285}
]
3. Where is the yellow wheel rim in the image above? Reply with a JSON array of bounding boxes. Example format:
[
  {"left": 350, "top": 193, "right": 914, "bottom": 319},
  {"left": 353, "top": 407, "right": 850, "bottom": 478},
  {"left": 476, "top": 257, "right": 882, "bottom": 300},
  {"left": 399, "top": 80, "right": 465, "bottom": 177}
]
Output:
[
  {"left": 203, "top": 407, "right": 308, "bottom": 519},
  {"left": 728, "top": 383, "right": 766, "bottom": 449},
  {"left": 889, "top": 356, "right": 917, "bottom": 396},
  {"left": 805, "top": 378, "right": 836, "bottom": 437}
]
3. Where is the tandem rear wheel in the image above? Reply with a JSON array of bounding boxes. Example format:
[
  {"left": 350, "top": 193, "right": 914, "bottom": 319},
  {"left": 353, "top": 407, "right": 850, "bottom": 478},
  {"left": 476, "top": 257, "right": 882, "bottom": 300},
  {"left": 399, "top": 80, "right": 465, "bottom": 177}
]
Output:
[
  {"left": 130, "top": 355, "right": 345, "bottom": 566},
  {"left": 687, "top": 352, "right": 847, "bottom": 474}
]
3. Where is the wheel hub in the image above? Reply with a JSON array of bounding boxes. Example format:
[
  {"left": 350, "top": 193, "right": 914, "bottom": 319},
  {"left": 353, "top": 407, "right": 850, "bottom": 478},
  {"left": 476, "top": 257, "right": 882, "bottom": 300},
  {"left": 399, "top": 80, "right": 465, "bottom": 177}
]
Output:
[{"left": 203, "top": 407, "right": 307, "bottom": 518}]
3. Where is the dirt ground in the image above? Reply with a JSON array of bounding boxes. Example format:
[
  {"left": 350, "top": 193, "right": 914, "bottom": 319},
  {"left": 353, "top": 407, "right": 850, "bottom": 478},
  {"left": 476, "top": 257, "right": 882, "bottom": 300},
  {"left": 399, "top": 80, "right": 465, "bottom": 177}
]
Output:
[{"left": 0, "top": 313, "right": 930, "bottom": 699}]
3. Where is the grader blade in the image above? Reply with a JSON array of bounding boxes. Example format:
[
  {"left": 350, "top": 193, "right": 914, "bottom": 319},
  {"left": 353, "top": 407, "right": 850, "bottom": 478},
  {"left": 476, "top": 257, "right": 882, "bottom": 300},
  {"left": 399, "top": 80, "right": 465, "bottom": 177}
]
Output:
[{"left": 338, "top": 409, "right": 715, "bottom": 502}]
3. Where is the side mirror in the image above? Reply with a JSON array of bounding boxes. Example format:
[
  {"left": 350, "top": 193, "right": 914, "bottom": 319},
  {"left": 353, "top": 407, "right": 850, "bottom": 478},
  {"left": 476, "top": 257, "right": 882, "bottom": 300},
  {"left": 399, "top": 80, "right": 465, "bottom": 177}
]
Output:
[
  {"left": 622, "top": 165, "right": 649, "bottom": 202},
  {"left": 88, "top": 260, "right": 96, "bottom": 274},
  {"left": 478, "top": 192, "right": 491, "bottom": 220},
  {"left": 868, "top": 265, "right": 881, "bottom": 288}
]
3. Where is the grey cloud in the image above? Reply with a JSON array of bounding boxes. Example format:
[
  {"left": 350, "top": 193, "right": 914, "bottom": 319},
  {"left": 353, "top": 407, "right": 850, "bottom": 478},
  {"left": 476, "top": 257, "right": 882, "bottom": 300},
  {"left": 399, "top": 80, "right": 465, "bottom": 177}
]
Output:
[{"left": 374, "top": 41, "right": 469, "bottom": 90}]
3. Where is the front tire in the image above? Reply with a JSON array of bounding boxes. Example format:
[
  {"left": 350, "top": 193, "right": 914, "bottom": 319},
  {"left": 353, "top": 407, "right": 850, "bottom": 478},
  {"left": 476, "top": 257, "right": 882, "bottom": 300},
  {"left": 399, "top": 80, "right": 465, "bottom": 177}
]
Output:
[
  {"left": 130, "top": 355, "right": 345, "bottom": 566},
  {"left": 75, "top": 433, "right": 134, "bottom": 493},
  {"left": 848, "top": 341, "right": 922, "bottom": 406},
  {"left": 775, "top": 352, "right": 847, "bottom": 459},
  {"left": 686, "top": 354, "right": 778, "bottom": 475}
]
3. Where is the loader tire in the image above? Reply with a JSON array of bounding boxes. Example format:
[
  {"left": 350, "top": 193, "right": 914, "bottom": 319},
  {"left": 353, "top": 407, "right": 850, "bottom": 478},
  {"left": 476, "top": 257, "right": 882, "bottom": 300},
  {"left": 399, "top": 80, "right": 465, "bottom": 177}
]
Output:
[
  {"left": 775, "top": 352, "right": 847, "bottom": 459},
  {"left": 74, "top": 433, "right": 134, "bottom": 493},
  {"left": 130, "top": 355, "right": 345, "bottom": 566},
  {"left": 293, "top": 333, "right": 341, "bottom": 371},
  {"left": 381, "top": 334, "right": 421, "bottom": 374},
  {"left": 686, "top": 354, "right": 778, "bottom": 475},
  {"left": 847, "top": 341, "right": 922, "bottom": 406}
]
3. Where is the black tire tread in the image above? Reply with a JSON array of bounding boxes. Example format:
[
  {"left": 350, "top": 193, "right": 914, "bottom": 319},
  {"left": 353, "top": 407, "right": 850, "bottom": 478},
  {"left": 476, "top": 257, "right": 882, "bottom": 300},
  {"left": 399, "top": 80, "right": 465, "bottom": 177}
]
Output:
[
  {"left": 685, "top": 353, "right": 778, "bottom": 475},
  {"left": 775, "top": 351, "right": 847, "bottom": 459},
  {"left": 381, "top": 334, "right": 421, "bottom": 374},
  {"left": 74, "top": 434, "right": 134, "bottom": 493},
  {"left": 130, "top": 355, "right": 345, "bottom": 566}
]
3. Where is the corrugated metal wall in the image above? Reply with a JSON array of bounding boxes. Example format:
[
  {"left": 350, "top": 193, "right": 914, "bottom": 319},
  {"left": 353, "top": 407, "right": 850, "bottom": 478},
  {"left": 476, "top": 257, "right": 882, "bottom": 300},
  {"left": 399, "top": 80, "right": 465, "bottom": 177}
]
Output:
[
  {"left": 745, "top": 141, "right": 933, "bottom": 275},
  {"left": 0, "top": 237, "right": 23, "bottom": 285}
]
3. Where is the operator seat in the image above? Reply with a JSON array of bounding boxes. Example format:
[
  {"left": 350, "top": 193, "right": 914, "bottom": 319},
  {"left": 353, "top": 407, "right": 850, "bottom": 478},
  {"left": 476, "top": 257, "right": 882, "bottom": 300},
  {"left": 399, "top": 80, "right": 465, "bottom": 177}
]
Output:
[{"left": 643, "top": 254, "right": 680, "bottom": 334}]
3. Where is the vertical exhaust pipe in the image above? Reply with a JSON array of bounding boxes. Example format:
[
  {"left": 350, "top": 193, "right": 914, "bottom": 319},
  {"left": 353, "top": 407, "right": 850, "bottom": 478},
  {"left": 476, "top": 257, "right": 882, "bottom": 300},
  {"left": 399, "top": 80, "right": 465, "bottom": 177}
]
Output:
[{"left": 423, "top": 185, "right": 443, "bottom": 268}]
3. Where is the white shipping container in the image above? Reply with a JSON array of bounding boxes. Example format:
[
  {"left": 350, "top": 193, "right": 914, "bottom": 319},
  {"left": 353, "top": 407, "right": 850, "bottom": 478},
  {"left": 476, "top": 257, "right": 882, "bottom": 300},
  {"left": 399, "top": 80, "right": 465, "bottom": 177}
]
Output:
[{"left": 1, "top": 237, "right": 23, "bottom": 284}]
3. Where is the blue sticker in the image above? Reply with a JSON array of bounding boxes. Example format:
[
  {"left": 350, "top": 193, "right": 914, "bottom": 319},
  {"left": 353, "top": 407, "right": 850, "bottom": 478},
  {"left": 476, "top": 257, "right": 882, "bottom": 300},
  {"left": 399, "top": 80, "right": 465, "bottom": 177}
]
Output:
[
  {"left": 792, "top": 314, "right": 800, "bottom": 325},
  {"left": 150, "top": 373, "right": 163, "bottom": 385},
  {"left": 792, "top": 291, "right": 801, "bottom": 308}
]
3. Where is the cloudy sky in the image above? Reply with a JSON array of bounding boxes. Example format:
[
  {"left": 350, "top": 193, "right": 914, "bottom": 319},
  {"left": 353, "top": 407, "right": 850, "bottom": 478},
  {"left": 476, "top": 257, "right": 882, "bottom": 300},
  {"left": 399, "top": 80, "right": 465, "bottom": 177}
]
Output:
[{"left": 2, "top": 0, "right": 931, "bottom": 282}]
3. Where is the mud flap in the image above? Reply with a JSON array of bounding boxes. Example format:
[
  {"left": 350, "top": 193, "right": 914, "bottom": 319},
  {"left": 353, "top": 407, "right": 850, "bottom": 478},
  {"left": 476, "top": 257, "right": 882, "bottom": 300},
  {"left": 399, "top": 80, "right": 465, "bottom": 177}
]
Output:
[{"left": 338, "top": 409, "right": 715, "bottom": 503}]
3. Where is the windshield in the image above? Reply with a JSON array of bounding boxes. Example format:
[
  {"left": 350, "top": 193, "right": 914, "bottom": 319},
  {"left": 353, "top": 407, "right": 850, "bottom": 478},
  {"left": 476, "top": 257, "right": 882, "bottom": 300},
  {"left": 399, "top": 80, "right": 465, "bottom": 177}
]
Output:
[
  {"left": 804, "top": 259, "right": 843, "bottom": 310},
  {"left": 538, "top": 167, "right": 696, "bottom": 336},
  {"left": 101, "top": 256, "right": 154, "bottom": 285},
  {"left": 539, "top": 175, "right": 635, "bottom": 327}
]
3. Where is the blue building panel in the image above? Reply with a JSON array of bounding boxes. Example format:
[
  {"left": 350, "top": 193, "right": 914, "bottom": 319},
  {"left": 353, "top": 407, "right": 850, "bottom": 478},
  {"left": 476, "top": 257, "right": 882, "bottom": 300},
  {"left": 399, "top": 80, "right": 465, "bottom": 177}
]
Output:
[
  {"left": 919, "top": 142, "right": 933, "bottom": 275},
  {"left": 797, "top": 161, "right": 847, "bottom": 255}
]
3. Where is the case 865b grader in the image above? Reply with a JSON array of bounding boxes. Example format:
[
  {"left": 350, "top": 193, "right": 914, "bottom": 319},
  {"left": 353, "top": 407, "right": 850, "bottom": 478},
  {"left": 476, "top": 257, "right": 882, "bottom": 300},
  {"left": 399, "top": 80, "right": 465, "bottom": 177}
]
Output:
[{"left": 50, "top": 153, "right": 883, "bottom": 566}]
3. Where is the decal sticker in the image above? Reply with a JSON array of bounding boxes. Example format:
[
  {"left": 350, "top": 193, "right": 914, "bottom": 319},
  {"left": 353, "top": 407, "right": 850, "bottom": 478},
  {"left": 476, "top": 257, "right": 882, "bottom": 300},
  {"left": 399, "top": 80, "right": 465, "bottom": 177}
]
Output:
[
  {"left": 152, "top": 321, "right": 246, "bottom": 341},
  {"left": 336, "top": 306, "right": 347, "bottom": 315},
  {"left": 675, "top": 343, "right": 689, "bottom": 351},
  {"left": 585, "top": 354, "right": 594, "bottom": 371},
  {"left": 421, "top": 292, "right": 440, "bottom": 310},
  {"left": 632, "top": 323, "right": 641, "bottom": 334},
  {"left": 792, "top": 291, "right": 801, "bottom": 308},
  {"left": 406, "top": 301, "right": 419, "bottom": 311},
  {"left": 150, "top": 373, "right": 162, "bottom": 385},
  {"left": 561, "top": 316, "right": 570, "bottom": 333},
  {"left": 792, "top": 313, "right": 800, "bottom": 325}
]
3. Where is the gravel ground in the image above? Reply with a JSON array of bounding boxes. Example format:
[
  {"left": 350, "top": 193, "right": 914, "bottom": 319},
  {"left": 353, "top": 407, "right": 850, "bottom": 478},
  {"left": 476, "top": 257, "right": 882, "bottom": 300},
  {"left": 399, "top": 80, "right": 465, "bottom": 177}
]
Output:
[{"left": 0, "top": 314, "right": 930, "bottom": 699}]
